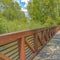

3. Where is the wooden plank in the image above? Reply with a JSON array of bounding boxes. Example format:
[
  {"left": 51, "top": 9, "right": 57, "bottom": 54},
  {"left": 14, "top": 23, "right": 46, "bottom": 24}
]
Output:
[
  {"left": 0, "top": 27, "right": 50, "bottom": 45},
  {"left": 18, "top": 38, "right": 26, "bottom": 60},
  {"left": 34, "top": 33, "right": 38, "bottom": 51},
  {"left": 0, "top": 25, "right": 59, "bottom": 60},
  {"left": 25, "top": 40, "right": 35, "bottom": 53},
  {"left": 0, "top": 52, "right": 11, "bottom": 60}
]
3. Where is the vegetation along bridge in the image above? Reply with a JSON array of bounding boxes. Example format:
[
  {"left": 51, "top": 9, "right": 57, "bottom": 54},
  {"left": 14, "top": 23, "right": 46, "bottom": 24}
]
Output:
[{"left": 0, "top": 26, "right": 60, "bottom": 60}]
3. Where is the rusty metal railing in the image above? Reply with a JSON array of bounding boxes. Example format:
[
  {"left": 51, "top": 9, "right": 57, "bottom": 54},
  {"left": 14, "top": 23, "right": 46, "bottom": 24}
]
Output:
[{"left": 0, "top": 26, "right": 60, "bottom": 60}]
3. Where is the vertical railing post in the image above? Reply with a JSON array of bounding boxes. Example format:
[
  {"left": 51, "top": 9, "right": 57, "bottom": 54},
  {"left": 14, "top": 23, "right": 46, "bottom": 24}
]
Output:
[
  {"left": 45, "top": 30, "right": 48, "bottom": 41},
  {"left": 49, "top": 29, "right": 51, "bottom": 38},
  {"left": 34, "top": 33, "right": 38, "bottom": 52},
  {"left": 47, "top": 29, "right": 50, "bottom": 39},
  {"left": 40, "top": 31, "right": 46, "bottom": 46},
  {"left": 53, "top": 27, "right": 55, "bottom": 34},
  {"left": 44, "top": 30, "right": 48, "bottom": 41},
  {"left": 46, "top": 29, "right": 49, "bottom": 41},
  {"left": 48, "top": 29, "right": 51, "bottom": 40},
  {"left": 18, "top": 37, "right": 26, "bottom": 60},
  {"left": 48, "top": 29, "right": 50, "bottom": 39},
  {"left": 52, "top": 28, "right": 54, "bottom": 36},
  {"left": 53, "top": 27, "right": 55, "bottom": 35},
  {"left": 51, "top": 29, "right": 52, "bottom": 36}
]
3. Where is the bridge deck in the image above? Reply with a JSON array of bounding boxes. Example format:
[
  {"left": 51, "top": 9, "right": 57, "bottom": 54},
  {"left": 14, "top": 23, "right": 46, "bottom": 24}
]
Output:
[{"left": 33, "top": 31, "right": 60, "bottom": 60}]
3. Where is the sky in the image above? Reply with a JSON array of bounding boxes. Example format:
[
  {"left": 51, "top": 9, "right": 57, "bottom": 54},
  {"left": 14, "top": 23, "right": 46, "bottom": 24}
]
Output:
[
  {"left": 15, "top": 0, "right": 29, "bottom": 9},
  {"left": 21, "top": 0, "right": 29, "bottom": 6},
  {"left": 14, "top": 0, "right": 29, "bottom": 11},
  {"left": 14, "top": 0, "right": 30, "bottom": 18}
]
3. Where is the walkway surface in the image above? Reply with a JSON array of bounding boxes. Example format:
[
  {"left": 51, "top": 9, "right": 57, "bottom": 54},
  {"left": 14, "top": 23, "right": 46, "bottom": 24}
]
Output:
[{"left": 33, "top": 31, "right": 60, "bottom": 60}]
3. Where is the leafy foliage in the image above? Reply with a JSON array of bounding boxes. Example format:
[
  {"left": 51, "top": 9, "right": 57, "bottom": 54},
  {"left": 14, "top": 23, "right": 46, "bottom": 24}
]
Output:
[
  {"left": 0, "top": 0, "right": 27, "bottom": 34},
  {"left": 27, "top": 0, "right": 60, "bottom": 25},
  {"left": 0, "top": 0, "right": 26, "bottom": 20},
  {"left": 0, "top": 0, "right": 60, "bottom": 34}
]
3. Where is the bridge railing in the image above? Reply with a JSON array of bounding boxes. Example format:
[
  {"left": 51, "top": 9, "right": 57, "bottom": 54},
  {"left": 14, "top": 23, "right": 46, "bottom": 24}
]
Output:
[{"left": 0, "top": 26, "right": 60, "bottom": 60}]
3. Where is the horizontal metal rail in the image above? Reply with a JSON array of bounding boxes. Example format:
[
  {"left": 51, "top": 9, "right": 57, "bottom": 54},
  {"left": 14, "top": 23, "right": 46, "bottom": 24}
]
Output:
[{"left": 0, "top": 25, "right": 60, "bottom": 60}]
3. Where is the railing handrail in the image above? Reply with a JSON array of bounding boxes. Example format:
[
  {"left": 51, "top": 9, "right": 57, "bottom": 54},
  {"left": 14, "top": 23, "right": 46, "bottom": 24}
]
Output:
[
  {"left": 0, "top": 25, "right": 60, "bottom": 60},
  {"left": 0, "top": 26, "right": 58, "bottom": 45},
  {"left": 0, "top": 25, "right": 58, "bottom": 36}
]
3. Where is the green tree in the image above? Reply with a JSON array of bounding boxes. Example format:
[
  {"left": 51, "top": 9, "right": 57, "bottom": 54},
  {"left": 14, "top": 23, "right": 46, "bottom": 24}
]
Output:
[
  {"left": 0, "top": 0, "right": 26, "bottom": 34},
  {"left": 27, "top": 0, "right": 60, "bottom": 25},
  {"left": 0, "top": 0, "right": 26, "bottom": 20}
]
